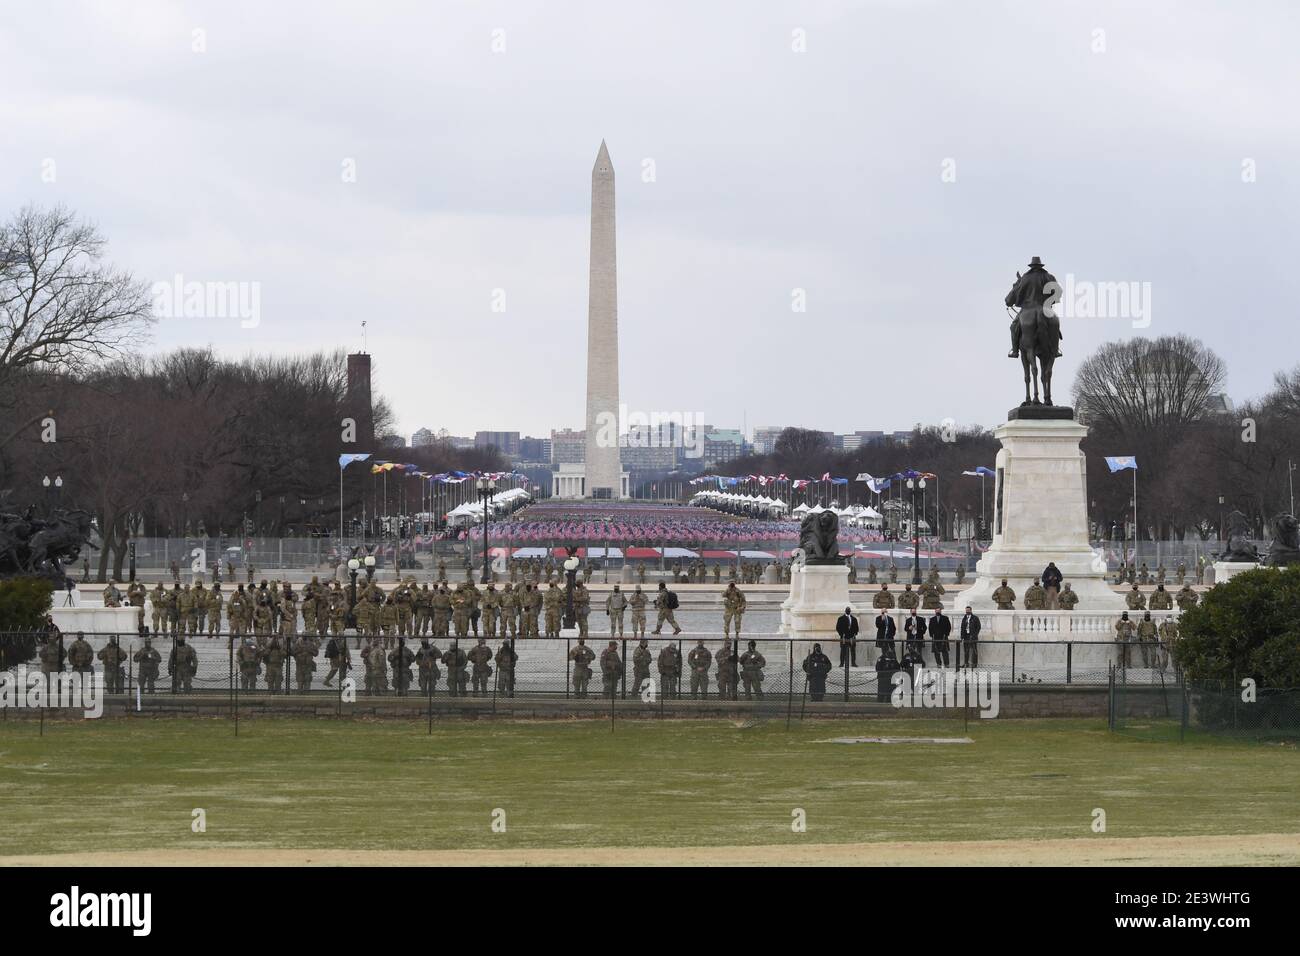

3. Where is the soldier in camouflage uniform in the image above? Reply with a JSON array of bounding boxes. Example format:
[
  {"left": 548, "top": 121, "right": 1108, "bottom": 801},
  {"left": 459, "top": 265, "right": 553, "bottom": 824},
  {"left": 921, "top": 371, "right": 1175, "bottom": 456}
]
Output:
[
  {"left": 1125, "top": 584, "right": 1146, "bottom": 612},
  {"left": 954, "top": 563, "right": 966, "bottom": 584},
  {"left": 1148, "top": 584, "right": 1173, "bottom": 611},
  {"left": 228, "top": 585, "right": 250, "bottom": 640},
  {"left": 1137, "top": 562, "right": 1150, "bottom": 585},
  {"left": 1057, "top": 582, "right": 1079, "bottom": 610},
  {"left": 867, "top": 562, "right": 878, "bottom": 584},
  {"left": 97, "top": 635, "right": 128, "bottom": 694},
  {"left": 920, "top": 578, "right": 945, "bottom": 610},
  {"left": 431, "top": 585, "right": 451, "bottom": 638},
  {"left": 102, "top": 580, "right": 123, "bottom": 607},
  {"left": 388, "top": 639, "right": 415, "bottom": 695},
  {"left": 543, "top": 583, "right": 563, "bottom": 638},
  {"left": 466, "top": 637, "right": 493, "bottom": 696},
  {"left": 573, "top": 582, "right": 591, "bottom": 638},
  {"left": 166, "top": 583, "right": 182, "bottom": 635},
  {"left": 495, "top": 640, "right": 517, "bottom": 697},
  {"left": 687, "top": 640, "right": 712, "bottom": 699},
  {"left": 606, "top": 585, "right": 627, "bottom": 637},
  {"left": 292, "top": 635, "right": 319, "bottom": 692},
  {"left": 1175, "top": 583, "right": 1199, "bottom": 611},
  {"left": 600, "top": 640, "right": 623, "bottom": 699},
  {"left": 237, "top": 638, "right": 261, "bottom": 691},
  {"left": 897, "top": 583, "right": 919, "bottom": 613},
  {"left": 134, "top": 638, "right": 161, "bottom": 693},
  {"left": 500, "top": 583, "right": 518, "bottom": 639},
  {"left": 1157, "top": 617, "right": 1179, "bottom": 671},
  {"left": 368, "top": 637, "right": 389, "bottom": 694},
  {"left": 323, "top": 631, "right": 351, "bottom": 686},
  {"left": 722, "top": 583, "right": 746, "bottom": 636},
  {"left": 149, "top": 582, "right": 167, "bottom": 634},
  {"left": 481, "top": 583, "right": 500, "bottom": 638},
  {"left": 568, "top": 638, "right": 595, "bottom": 698},
  {"left": 281, "top": 587, "right": 300, "bottom": 640},
  {"left": 179, "top": 584, "right": 197, "bottom": 637},
  {"left": 194, "top": 581, "right": 208, "bottom": 635},
  {"left": 992, "top": 579, "right": 1016, "bottom": 610},
  {"left": 652, "top": 582, "right": 681, "bottom": 635},
  {"left": 415, "top": 639, "right": 441, "bottom": 695},
  {"left": 1175, "top": 561, "right": 1187, "bottom": 585},
  {"left": 715, "top": 639, "right": 738, "bottom": 700},
  {"left": 264, "top": 636, "right": 289, "bottom": 692},
  {"left": 67, "top": 632, "right": 94, "bottom": 675},
  {"left": 739, "top": 640, "right": 766, "bottom": 699},
  {"left": 1023, "top": 579, "right": 1046, "bottom": 610},
  {"left": 630, "top": 638, "right": 652, "bottom": 695},
  {"left": 443, "top": 640, "right": 467, "bottom": 697},
  {"left": 888, "top": 564, "right": 899, "bottom": 584},
  {"left": 629, "top": 585, "right": 648, "bottom": 638},
  {"left": 169, "top": 635, "right": 198, "bottom": 693},
  {"left": 207, "top": 584, "right": 223, "bottom": 638},
  {"left": 658, "top": 642, "right": 682, "bottom": 699},
  {"left": 1135, "top": 611, "right": 1158, "bottom": 668},
  {"left": 872, "top": 584, "right": 895, "bottom": 610},
  {"left": 451, "top": 586, "right": 470, "bottom": 638},
  {"left": 1114, "top": 613, "right": 1136, "bottom": 670}
]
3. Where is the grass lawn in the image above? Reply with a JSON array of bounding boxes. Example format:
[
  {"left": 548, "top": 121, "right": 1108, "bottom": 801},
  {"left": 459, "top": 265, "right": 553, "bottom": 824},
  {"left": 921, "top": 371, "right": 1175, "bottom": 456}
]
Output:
[{"left": 1, "top": 716, "right": 1297, "bottom": 859}]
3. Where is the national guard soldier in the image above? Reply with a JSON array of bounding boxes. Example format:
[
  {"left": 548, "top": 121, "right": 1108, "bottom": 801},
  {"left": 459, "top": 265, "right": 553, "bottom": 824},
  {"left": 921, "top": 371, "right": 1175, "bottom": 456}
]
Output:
[
  {"left": 281, "top": 587, "right": 300, "bottom": 640},
  {"left": 443, "top": 640, "right": 467, "bottom": 697},
  {"left": 432, "top": 584, "right": 451, "bottom": 638},
  {"left": 1125, "top": 583, "right": 1146, "bottom": 611},
  {"left": 955, "top": 563, "right": 967, "bottom": 584},
  {"left": 437, "top": 558, "right": 447, "bottom": 583},
  {"left": 1149, "top": 584, "right": 1173, "bottom": 611},
  {"left": 328, "top": 590, "right": 347, "bottom": 640},
  {"left": 1176, "top": 561, "right": 1187, "bottom": 586},
  {"left": 600, "top": 640, "right": 623, "bottom": 699},
  {"left": 1155, "top": 564, "right": 1167, "bottom": 585},
  {"left": 802, "top": 644, "right": 833, "bottom": 701},
  {"left": 569, "top": 638, "right": 595, "bottom": 698},
  {"left": 527, "top": 583, "right": 543, "bottom": 637},
  {"left": 292, "top": 635, "right": 319, "bottom": 693},
  {"left": 872, "top": 584, "right": 895, "bottom": 610},
  {"left": 687, "top": 639, "right": 712, "bottom": 699},
  {"left": 723, "top": 582, "right": 746, "bottom": 636},
  {"left": 127, "top": 579, "right": 147, "bottom": 630},
  {"left": 323, "top": 631, "right": 351, "bottom": 686},
  {"left": 467, "top": 637, "right": 493, "bottom": 697},
  {"left": 194, "top": 581, "right": 208, "bottom": 635},
  {"left": 395, "top": 581, "right": 414, "bottom": 637},
  {"left": 992, "top": 579, "right": 1016, "bottom": 610},
  {"left": 739, "top": 640, "right": 766, "bottom": 699},
  {"left": 414, "top": 583, "right": 431, "bottom": 636},
  {"left": 66, "top": 631, "right": 94, "bottom": 676},
  {"left": 1135, "top": 612, "right": 1159, "bottom": 668},
  {"left": 637, "top": 564, "right": 647, "bottom": 585},
  {"left": 495, "top": 641, "right": 517, "bottom": 697},
  {"left": 630, "top": 638, "right": 652, "bottom": 695},
  {"left": 300, "top": 585, "right": 318, "bottom": 638},
  {"left": 573, "top": 581, "right": 591, "bottom": 638},
  {"left": 135, "top": 638, "right": 161, "bottom": 693},
  {"left": 543, "top": 583, "right": 563, "bottom": 638},
  {"left": 500, "top": 583, "right": 518, "bottom": 639},
  {"left": 207, "top": 583, "right": 223, "bottom": 638},
  {"left": 897, "top": 583, "right": 919, "bottom": 612},
  {"left": 713, "top": 564, "right": 721, "bottom": 584},
  {"left": 178, "top": 583, "right": 196, "bottom": 636},
  {"left": 149, "top": 582, "right": 167, "bottom": 634},
  {"left": 264, "top": 636, "right": 289, "bottom": 692},
  {"left": 253, "top": 595, "right": 275, "bottom": 641},
  {"left": 888, "top": 563, "right": 899, "bottom": 584},
  {"left": 1137, "top": 562, "right": 1150, "bottom": 585},
  {"left": 228, "top": 584, "right": 249, "bottom": 640},
  {"left": 658, "top": 641, "right": 682, "bottom": 698},
  {"left": 1058, "top": 582, "right": 1079, "bottom": 610},
  {"left": 1115, "top": 612, "right": 1136, "bottom": 670},
  {"left": 867, "top": 562, "right": 878, "bottom": 584},
  {"left": 1157, "top": 617, "right": 1179, "bottom": 671},
  {"left": 97, "top": 635, "right": 127, "bottom": 693},
  {"left": 368, "top": 637, "right": 389, "bottom": 694},
  {"left": 169, "top": 635, "right": 198, "bottom": 693},
  {"left": 237, "top": 637, "right": 261, "bottom": 691},
  {"left": 653, "top": 582, "right": 681, "bottom": 635},
  {"left": 921, "top": 577, "right": 946, "bottom": 610},
  {"left": 481, "top": 582, "right": 500, "bottom": 638},
  {"left": 451, "top": 585, "right": 470, "bottom": 638},
  {"left": 1176, "top": 583, "right": 1199, "bottom": 611},
  {"left": 606, "top": 585, "right": 627, "bottom": 637},
  {"left": 380, "top": 595, "right": 399, "bottom": 647},
  {"left": 583, "top": 561, "right": 595, "bottom": 585},
  {"left": 629, "top": 585, "right": 648, "bottom": 638},
  {"left": 715, "top": 639, "right": 738, "bottom": 700},
  {"left": 388, "top": 639, "right": 415, "bottom": 696},
  {"left": 102, "top": 579, "right": 123, "bottom": 607},
  {"left": 415, "top": 639, "right": 441, "bottom": 695},
  {"left": 465, "top": 580, "right": 482, "bottom": 637},
  {"left": 1023, "top": 578, "right": 1046, "bottom": 610}
]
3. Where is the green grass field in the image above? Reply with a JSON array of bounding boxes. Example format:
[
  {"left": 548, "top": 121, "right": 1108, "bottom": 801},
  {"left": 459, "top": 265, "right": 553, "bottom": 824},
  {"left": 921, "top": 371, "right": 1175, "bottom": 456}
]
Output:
[{"left": 2, "top": 717, "right": 1297, "bottom": 863}]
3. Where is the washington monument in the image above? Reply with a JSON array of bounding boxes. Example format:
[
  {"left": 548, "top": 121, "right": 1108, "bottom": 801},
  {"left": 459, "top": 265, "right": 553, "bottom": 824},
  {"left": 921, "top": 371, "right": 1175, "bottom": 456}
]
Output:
[{"left": 584, "top": 140, "right": 622, "bottom": 498}]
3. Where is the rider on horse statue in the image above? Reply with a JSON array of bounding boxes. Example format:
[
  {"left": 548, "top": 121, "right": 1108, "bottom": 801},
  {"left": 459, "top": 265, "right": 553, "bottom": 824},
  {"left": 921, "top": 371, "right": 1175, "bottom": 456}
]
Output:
[{"left": 1005, "top": 256, "right": 1063, "bottom": 360}]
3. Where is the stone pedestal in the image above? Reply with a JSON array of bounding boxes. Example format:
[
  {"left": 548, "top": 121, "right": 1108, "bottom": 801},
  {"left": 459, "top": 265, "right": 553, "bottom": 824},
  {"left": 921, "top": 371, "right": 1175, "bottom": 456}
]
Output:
[
  {"left": 1212, "top": 561, "right": 1257, "bottom": 585},
  {"left": 620, "top": 564, "right": 634, "bottom": 584},
  {"left": 962, "top": 412, "right": 1124, "bottom": 613},
  {"left": 762, "top": 563, "right": 779, "bottom": 584},
  {"left": 780, "top": 564, "right": 850, "bottom": 657}
]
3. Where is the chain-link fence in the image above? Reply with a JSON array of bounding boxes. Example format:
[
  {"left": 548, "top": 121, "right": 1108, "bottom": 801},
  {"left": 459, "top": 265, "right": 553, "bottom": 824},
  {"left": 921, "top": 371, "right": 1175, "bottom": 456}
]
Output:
[{"left": 1110, "top": 673, "right": 1300, "bottom": 742}]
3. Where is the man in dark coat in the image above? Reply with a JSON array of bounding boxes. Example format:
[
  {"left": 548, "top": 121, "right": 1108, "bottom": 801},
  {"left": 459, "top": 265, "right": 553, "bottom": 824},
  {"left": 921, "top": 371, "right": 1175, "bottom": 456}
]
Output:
[
  {"left": 874, "top": 610, "right": 897, "bottom": 662},
  {"left": 929, "top": 607, "right": 952, "bottom": 668},
  {"left": 903, "top": 610, "right": 927, "bottom": 665},
  {"left": 959, "top": 605, "right": 981, "bottom": 668},
  {"left": 835, "top": 606, "right": 859, "bottom": 667},
  {"left": 1041, "top": 561, "right": 1064, "bottom": 609},
  {"left": 802, "top": 643, "right": 833, "bottom": 701}
]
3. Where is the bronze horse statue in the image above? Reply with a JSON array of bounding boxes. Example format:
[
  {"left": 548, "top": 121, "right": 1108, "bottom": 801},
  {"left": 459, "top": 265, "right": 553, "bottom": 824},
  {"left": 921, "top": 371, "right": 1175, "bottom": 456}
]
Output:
[{"left": 1004, "top": 257, "right": 1062, "bottom": 406}]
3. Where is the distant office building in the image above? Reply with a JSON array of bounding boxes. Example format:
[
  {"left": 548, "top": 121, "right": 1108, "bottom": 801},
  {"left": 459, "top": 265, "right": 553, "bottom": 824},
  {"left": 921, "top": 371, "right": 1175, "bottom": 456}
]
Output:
[
  {"left": 446, "top": 435, "right": 475, "bottom": 450},
  {"left": 751, "top": 426, "right": 787, "bottom": 454},
  {"left": 703, "top": 429, "right": 745, "bottom": 468},
  {"left": 411, "top": 427, "right": 436, "bottom": 448},
  {"left": 550, "top": 428, "right": 586, "bottom": 466},
  {"left": 475, "top": 430, "right": 521, "bottom": 458},
  {"left": 519, "top": 436, "right": 551, "bottom": 463}
]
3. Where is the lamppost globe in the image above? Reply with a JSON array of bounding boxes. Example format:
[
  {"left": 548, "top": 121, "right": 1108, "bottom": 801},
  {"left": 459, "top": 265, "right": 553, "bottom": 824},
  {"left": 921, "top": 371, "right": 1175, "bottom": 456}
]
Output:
[
  {"left": 42, "top": 476, "right": 50, "bottom": 488},
  {"left": 347, "top": 558, "right": 360, "bottom": 572},
  {"left": 364, "top": 555, "right": 376, "bottom": 569}
]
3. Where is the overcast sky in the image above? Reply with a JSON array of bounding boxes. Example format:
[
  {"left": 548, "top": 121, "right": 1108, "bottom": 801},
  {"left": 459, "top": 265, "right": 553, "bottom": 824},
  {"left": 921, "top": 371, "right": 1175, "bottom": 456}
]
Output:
[{"left": 4, "top": 1, "right": 1296, "bottom": 442}]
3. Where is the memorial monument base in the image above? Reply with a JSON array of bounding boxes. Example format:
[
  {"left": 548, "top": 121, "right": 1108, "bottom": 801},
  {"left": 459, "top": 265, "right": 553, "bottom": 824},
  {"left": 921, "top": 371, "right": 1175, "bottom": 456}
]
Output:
[
  {"left": 1212, "top": 561, "right": 1258, "bottom": 585},
  {"left": 780, "top": 563, "right": 850, "bottom": 656}
]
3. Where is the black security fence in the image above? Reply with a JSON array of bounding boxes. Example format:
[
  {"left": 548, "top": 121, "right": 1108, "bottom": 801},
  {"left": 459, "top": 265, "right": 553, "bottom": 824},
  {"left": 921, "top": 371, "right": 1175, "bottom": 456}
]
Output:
[
  {"left": 4, "top": 630, "right": 1176, "bottom": 705},
  {"left": 1110, "top": 673, "right": 1300, "bottom": 743}
]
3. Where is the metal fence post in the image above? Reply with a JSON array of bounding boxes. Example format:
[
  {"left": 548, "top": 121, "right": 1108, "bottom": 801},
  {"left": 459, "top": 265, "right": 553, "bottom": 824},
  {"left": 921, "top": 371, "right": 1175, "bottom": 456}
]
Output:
[{"left": 1065, "top": 642, "right": 1072, "bottom": 685}]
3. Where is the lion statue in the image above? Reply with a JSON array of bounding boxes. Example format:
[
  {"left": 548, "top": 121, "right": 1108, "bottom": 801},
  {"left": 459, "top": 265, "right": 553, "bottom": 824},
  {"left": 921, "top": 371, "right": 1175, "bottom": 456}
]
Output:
[
  {"left": 798, "top": 506, "right": 842, "bottom": 565},
  {"left": 1265, "top": 513, "right": 1300, "bottom": 567}
]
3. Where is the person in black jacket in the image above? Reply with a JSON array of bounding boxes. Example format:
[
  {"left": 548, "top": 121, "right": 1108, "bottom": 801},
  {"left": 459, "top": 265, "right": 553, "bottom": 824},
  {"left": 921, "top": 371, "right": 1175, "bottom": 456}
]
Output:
[
  {"left": 929, "top": 608, "right": 951, "bottom": 667},
  {"left": 903, "top": 609, "right": 927, "bottom": 664},
  {"left": 802, "top": 643, "right": 833, "bottom": 701},
  {"left": 1041, "top": 561, "right": 1064, "bottom": 609},
  {"left": 959, "top": 605, "right": 981, "bottom": 668},
  {"left": 835, "top": 606, "right": 860, "bottom": 667},
  {"left": 874, "top": 610, "right": 897, "bottom": 662}
]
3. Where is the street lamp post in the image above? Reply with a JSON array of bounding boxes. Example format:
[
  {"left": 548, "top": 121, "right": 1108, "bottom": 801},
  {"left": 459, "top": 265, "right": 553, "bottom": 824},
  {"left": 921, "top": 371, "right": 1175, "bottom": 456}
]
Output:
[
  {"left": 906, "top": 477, "right": 926, "bottom": 585},
  {"left": 477, "top": 477, "right": 497, "bottom": 584}
]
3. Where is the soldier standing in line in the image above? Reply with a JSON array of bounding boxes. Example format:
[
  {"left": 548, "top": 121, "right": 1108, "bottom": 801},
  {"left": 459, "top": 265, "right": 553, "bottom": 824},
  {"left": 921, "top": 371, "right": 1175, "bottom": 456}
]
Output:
[
  {"left": 600, "top": 640, "right": 623, "bottom": 699},
  {"left": 739, "top": 640, "right": 766, "bottom": 699},
  {"left": 194, "top": 581, "right": 208, "bottom": 635},
  {"left": 872, "top": 584, "right": 895, "bottom": 611},
  {"left": 323, "top": 631, "right": 351, "bottom": 686},
  {"left": 1149, "top": 584, "right": 1173, "bottom": 611},
  {"left": 606, "top": 585, "right": 627, "bottom": 638},
  {"left": 67, "top": 632, "right": 94, "bottom": 676},
  {"left": 955, "top": 563, "right": 966, "bottom": 584},
  {"left": 207, "top": 583, "right": 223, "bottom": 638},
  {"left": 178, "top": 583, "right": 195, "bottom": 637},
  {"left": 467, "top": 637, "right": 493, "bottom": 697},
  {"left": 687, "top": 639, "right": 712, "bottom": 699},
  {"left": 1023, "top": 578, "right": 1046, "bottom": 610},
  {"left": 573, "top": 581, "right": 591, "bottom": 638},
  {"left": 369, "top": 636, "right": 389, "bottom": 694},
  {"left": 802, "top": 644, "right": 833, "bottom": 701},
  {"left": 149, "top": 582, "right": 167, "bottom": 635},
  {"left": 263, "top": 636, "right": 288, "bottom": 693},
  {"left": 500, "top": 583, "right": 518, "bottom": 639},
  {"left": 98, "top": 635, "right": 128, "bottom": 694},
  {"left": 127, "top": 580, "right": 147, "bottom": 631},
  {"left": 443, "top": 640, "right": 466, "bottom": 697},
  {"left": 543, "top": 583, "right": 563, "bottom": 638},
  {"left": 481, "top": 583, "right": 500, "bottom": 639},
  {"left": 658, "top": 641, "right": 682, "bottom": 699},
  {"left": 629, "top": 585, "right": 648, "bottom": 638},
  {"left": 451, "top": 586, "right": 470, "bottom": 638},
  {"left": 495, "top": 640, "right": 517, "bottom": 697},
  {"left": 1135, "top": 612, "right": 1158, "bottom": 668},
  {"left": 992, "top": 579, "right": 1016, "bottom": 610},
  {"left": 1176, "top": 561, "right": 1187, "bottom": 585},
  {"left": 652, "top": 582, "right": 681, "bottom": 635},
  {"left": 135, "top": 638, "right": 161, "bottom": 693},
  {"left": 415, "top": 638, "right": 441, "bottom": 695},
  {"left": 897, "top": 583, "right": 919, "bottom": 613},
  {"left": 389, "top": 639, "right": 415, "bottom": 696},
  {"left": 431, "top": 584, "right": 451, "bottom": 638},
  {"left": 237, "top": 637, "right": 261, "bottom": 691},
  {"left": 293, "top": 634, "right": 320, "bottom": 693},
  {"left": 1176, "top": 583, "right": 1199, "bottom": 611},
  {"left": 1157, "top": 617, "right": 1179, "bottom": 671},
  {"left": 1058, "top": 582, "right": 1079, "bottom": 610},
  {"left": 569, "top": 638, "right": 595, "bottom": 698},
  {"left": 715, "top": 639, "right": 738, "bottom": 700},
  {"left": 527, "top": 584, "right": 543, "bottom": 637},
  {"left": 1114, "top": 612, "right": 1136, "bottom": 670},
  {"left": 888, "top": 564, "right": 899, "bottom": 584},
  {"left": 1125, "top": 583, "right": 1146, "bottom": 612},
  {"left": 867, "top": 562, "right": 878, "bottom": 584},
  {"left": 722, "top": 582, "right": 746, "bottom": 637},
  {"left": 169, "top": 635, "right": 198, "bottom": 693},
  {"left": 630, "top": 638, "right": 652, "bottom": 695}
]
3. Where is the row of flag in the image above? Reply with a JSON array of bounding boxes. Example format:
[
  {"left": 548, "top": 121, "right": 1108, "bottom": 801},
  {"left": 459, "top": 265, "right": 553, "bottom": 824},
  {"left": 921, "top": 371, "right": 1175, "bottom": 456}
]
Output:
[{"left": 338, "top": 453, "right": 529, "bottom": 485}]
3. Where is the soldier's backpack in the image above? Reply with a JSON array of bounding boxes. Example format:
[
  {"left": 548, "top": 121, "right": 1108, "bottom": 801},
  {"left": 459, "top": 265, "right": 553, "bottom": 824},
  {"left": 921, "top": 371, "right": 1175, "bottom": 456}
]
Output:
[{"left": 665, "top": 590, "right": 679, "bottom": 610}]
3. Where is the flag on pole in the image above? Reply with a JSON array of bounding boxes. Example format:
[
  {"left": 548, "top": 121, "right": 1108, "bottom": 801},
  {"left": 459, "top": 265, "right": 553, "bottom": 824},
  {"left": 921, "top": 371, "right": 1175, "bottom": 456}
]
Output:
[
  {"left": 339, "top": 453, "right": 371, "bottom": 468},
  {"left": 1105, "top": 456, "right": 1138, "bottom": 472},
  {"left": 961, "top": 466, "right": 995, "bottom": 477}
]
